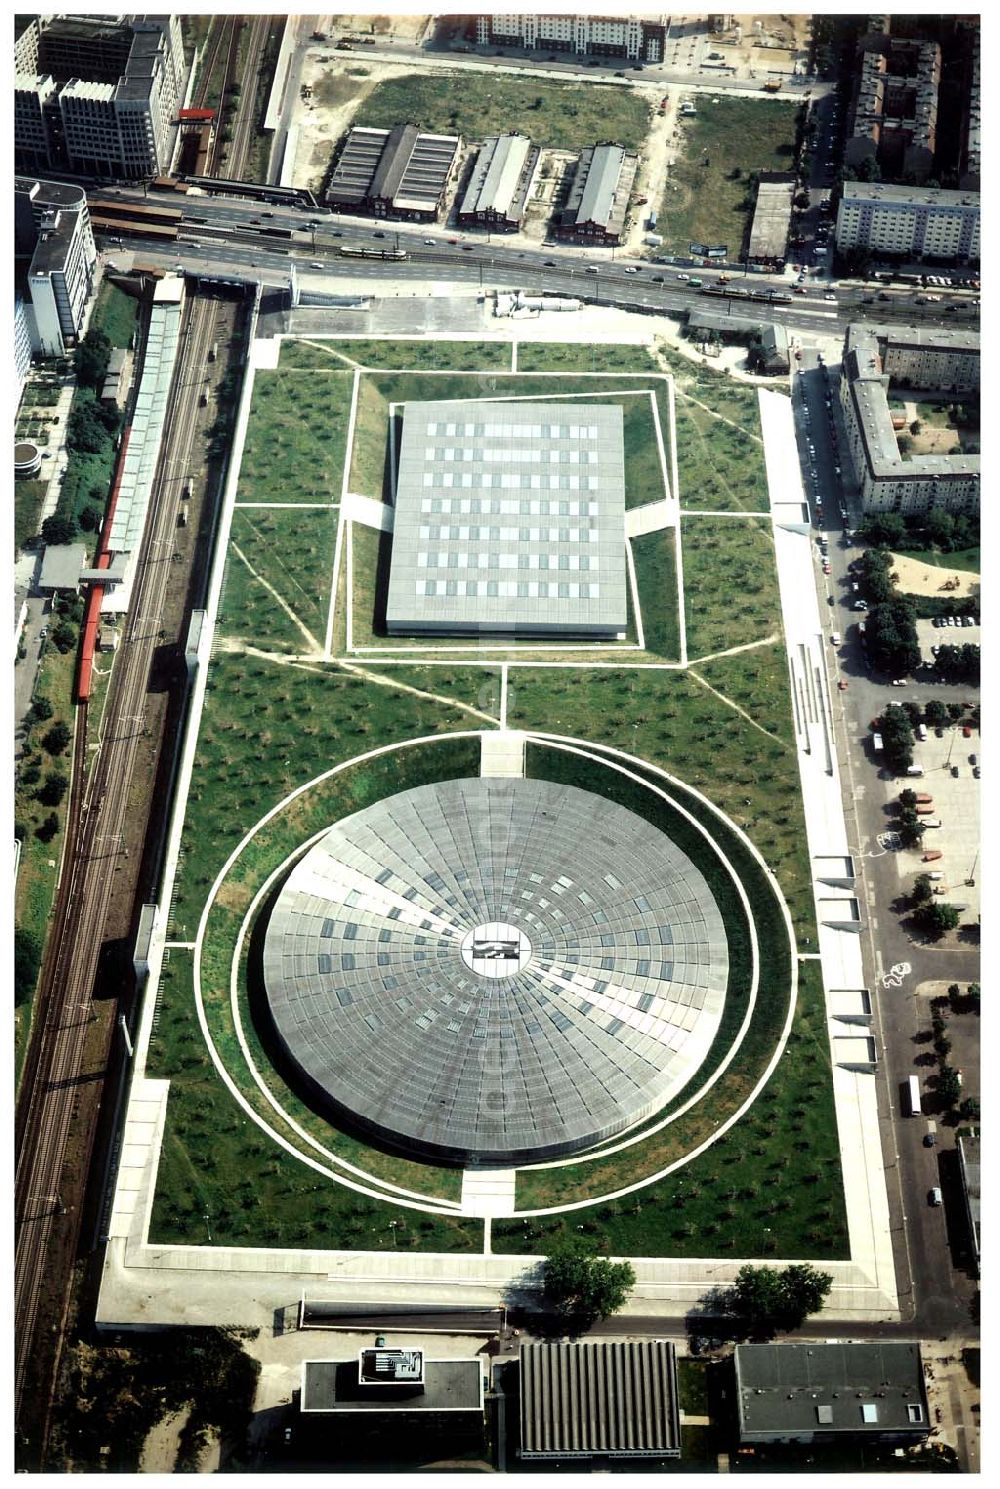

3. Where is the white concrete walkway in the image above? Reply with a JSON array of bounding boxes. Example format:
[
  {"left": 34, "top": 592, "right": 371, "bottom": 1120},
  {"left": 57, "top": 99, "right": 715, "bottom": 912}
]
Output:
[
  {"left": 625, "top": 498, "right": 674, "bottom": 537},
  {"left": 480, "top": 731, "right": 525, "bottom": 778},
  {"left": 343, "top": 491, "right": 394, "bottom": 531},
  {"left": 460, "top": 1169, "right": 517, "bottom": 1218},
  {"left": 758, "top": 388, "right": 898, "bottom": 1315}
]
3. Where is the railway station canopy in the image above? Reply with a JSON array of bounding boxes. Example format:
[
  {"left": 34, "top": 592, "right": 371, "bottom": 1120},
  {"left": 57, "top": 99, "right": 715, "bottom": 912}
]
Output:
[
  {"left": 262, "top": 778, "right": 729, "bottom": 1166},
  {"left": 386, "top": 400, "right": 627, "bottom": 637}
]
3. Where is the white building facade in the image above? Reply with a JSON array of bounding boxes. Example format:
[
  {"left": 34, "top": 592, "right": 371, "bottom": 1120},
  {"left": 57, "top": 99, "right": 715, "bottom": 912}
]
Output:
[
  {"left": 836, "top": 183, "right": 979, "bottom": 263},
  {"left": 476, "top": 13, "right": 666, "bottom": 61}
]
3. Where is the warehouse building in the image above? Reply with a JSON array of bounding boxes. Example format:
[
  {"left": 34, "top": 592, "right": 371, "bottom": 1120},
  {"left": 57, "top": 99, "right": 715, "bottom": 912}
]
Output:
[
  {"left": 386, "top": 399, "right": 627, "bottom": 638},
  {"left": 326, "top": 124, "right": 461, "bottom": 220},
  {"left": 734, "top": 1342, "right": 930, "bottom": 1445},
  {"left": 839, "top": 322, "right": 979, "bottom": 515},
  {"left": 457, "top": 132, "right": 540, "bottom": 231},
  {"left": 520, "top": 1341, "right": 681, "bottom": 1460},
  {"left": 558, "top": 142, "right": 638, "bottom": 245},
  {"left": 746, "top": 177, "right": 795, "bottom": 268},
  {"left": 835, "top": 183, "right": 979, "bottom": 265}
]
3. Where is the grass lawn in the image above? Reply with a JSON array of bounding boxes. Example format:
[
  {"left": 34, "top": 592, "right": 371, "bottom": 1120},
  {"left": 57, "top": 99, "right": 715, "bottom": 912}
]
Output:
[
  {"left": 169, "top": 652, "right": 485, "bottom": 936},
  {"left": 347, "top": 369, "right": 671, "bottom": 510},
  {"left": 280, "top": 339, "right": 513, "bottom": 372},
  {"left": 219, "top": 506, "right": 337, "bottom": 653},
  {"left": 238, "top": 368, "right": 353, "bottom": 503},
  {"left": 669, "top": 372, "right": 768, "bottom": 512},
  {"left": 681, "top": 516, "right": 780, "bottom": 656},
  {"left": 657, "top": 96, "right": 801, "bottom": 255},
  {"left": 354, "top": 72, "right": 651, "bottom": 153},
  {"left": 364, "top": 665, "right": 503, "bottom": 721},
  {"left": 514, "top": 344, "right": 661, "bottom": 374},
  {"left": 631, "top": 528, "right": 680, "bottom": 659},
  {"left": 152, "top": 740, "right": 491, "bottom": 1249},
  {"left": 693, "top": 640, "right": 794, "bottom": 745},
  {"left": 894, "top": 545, "right": 980, "bottom": 576},
  {"left": 15, "top": 480, "right": 49, "bottom": 554},
  {"left": 90, "top": 281, "right": 138, "bottom": 349},
  {"left": 506, "top": 670, "right": 815, "bottom": 946}
]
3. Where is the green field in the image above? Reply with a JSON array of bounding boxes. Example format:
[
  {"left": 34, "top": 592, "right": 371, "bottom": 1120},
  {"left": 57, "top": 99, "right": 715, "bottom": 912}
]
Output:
[
  {"left": 682, "top": 515, "right": 782, "bottom": 655},
  {"left": 90, "top": 280, "right": 138, "bottom": 349},
  {"left": 353, "top": 72, "right": 651, "bottom": 153},
  {"left": 658, "top": 96, "right": 801, "bottom": 256},
  {"left": 279, "top": 338, "right": 513, "bottom": 372},
  {"left": 631, "top": 528, "right": 680, "bottom": 659},
  {"left": 237, "top": 368, "right": 353, "bottom": 503},
  {"left": 14, "top": 479, "right": 49, "bottom": 555},
  {"left": 219, "top": 506, "right": 336, "bottom": 653}
]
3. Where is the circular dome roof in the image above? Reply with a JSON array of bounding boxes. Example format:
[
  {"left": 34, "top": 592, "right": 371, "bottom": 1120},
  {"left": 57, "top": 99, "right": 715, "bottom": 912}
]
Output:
[{"left": 262, "top": 778, "right": 729, "bottom": 1165}]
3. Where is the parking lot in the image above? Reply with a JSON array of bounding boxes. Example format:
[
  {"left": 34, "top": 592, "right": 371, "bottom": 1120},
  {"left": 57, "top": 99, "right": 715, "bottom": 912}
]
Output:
[{"left": 890, "top": 727, "right": 981, "bottom": 920}]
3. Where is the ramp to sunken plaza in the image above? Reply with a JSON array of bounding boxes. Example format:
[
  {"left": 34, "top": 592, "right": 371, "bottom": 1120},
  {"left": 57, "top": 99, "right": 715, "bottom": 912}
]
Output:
[{"left": 262, "top": 778, "right": 729, "bottom": 1166}]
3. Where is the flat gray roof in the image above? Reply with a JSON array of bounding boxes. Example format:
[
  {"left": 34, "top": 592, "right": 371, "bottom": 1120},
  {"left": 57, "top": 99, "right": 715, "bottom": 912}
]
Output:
[
  {"left": 301, "top": 1357, "right": 483, "bottom": 1413},
  {"left": 520, "top": 1341, "right": 681, "bottom": 1458},
  {"left": 387, "top": 399, "right": 627, "bottom": 636},
  {"left": 735, "top": 1343, "right": 929, "bottom": 1440},
  {"left": 748, "top": 181, "right": 793, "bottom": 260},
  {"left": 840, "top": 181, "right": 979, "bottom": 210},
  {"left": 262, "top": 778, "right": 729, "bottom": 1166},
  {"left": 39, "top": 543, "right": 87, "bottom": 590}
]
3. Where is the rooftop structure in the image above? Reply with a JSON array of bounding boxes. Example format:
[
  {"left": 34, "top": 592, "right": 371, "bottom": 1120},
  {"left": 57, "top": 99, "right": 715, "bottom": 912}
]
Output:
[
  {"left": 846, "top": 25, "right": 941, "bottom": 183},
  {"left": 559, "top": 143, "right": 638, "bottom": 244},
  {"left": 457, "top": 133, "right": 540, "bottom": 230},
  {"left": 262, "top": 777, "right": 729, "bottom": 1166},
  {"left": 38, "top": 543, "right": 88, "bottom": 595},
  {"left": 840, "top": 321, "right": 979, "bottom": 515},
  {"left": 301, "top": 1353, "right": 483, "bottom": 1414},
  {"left": 326, "top": 124, "right": 461, "bottom": 219},
  {"left": 747, "top": 178, "right": 794, "bottom": 265},
  {"left": 386, "top": 399, "right": 627, "bottom": 637},
  {"left": 520, "top": 1341, "right": 681, "bottom": 1459},
  {"left": 734, "top": 1342, "right": 931, "bottom": 1443}
]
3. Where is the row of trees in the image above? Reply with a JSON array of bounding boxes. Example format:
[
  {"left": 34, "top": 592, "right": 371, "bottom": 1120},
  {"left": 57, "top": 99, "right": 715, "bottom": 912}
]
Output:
[
  {"left": 541, "top": 1241, "right": 833, "bottom": 1336},
  {"left": 856, "top": 509, "right": 980, "bottom": 559},
  {"left": 866, "top": 598, "right": 921, "bottom": 684},
  {"left": 934, "top": 643, "right": 980, "bottom": 685}
]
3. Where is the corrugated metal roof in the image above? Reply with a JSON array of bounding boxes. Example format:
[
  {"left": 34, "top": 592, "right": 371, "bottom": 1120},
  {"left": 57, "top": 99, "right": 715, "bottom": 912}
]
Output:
[
  {"left": 460, "top": 133, "right": 532, "bottom": 217},
  {"left": 520, "top": 1341, "right": 680, "bottom": 1458}
]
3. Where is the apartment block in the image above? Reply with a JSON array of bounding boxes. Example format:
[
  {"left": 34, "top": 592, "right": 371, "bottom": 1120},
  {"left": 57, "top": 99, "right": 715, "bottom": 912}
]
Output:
[
  {"left": 846, "top": 24, "right": 941, "bottom": 184},
  {"left": 836, "top": 183, "right": 979, "bottom": 264},
  {"left": 840, "top": 322, "right": 979, "bottom": 516},
  {"left": 476, "top": 13, "right": 666, "bottom": 62},
  {"left": 15, "top": 176, "right": 98, "bottom": 357}
]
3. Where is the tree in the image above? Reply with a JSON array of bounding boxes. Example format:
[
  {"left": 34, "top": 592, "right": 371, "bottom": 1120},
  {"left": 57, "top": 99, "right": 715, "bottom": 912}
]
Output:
[
  {"left": 14, "top": 927, "right": 42, "bottom": 1006},
  {"left": 36, "top": 811, "right": 59, "bottom": 843},
  {"left": 897, "top": 433, "right": 913, "bottom": 455},
  {"left": 37, "top": 771, "right": 68, "bottom": 807},
  {"left": 74, "top": 328, "right": 111, "bottom": 389},
  {"left": 936, "top": 1066, "right": 962, "bottom": 1107},
  {"left": 42, "top": 721, "right": 71, "bottom": 755},
  {"left": 898, "top": 789, "right": 917, "bottom": 810},
  {"left": 52, "top": 620, "right": 76, "bottom": 654},
  {"left": 29, "top": 695, "right": 54, "bottom": 723},
  {"left": 41, "top": 513, "right": 78, "bottom": 546},
  {"left": 897, "top": 812, "right": 925, "bottom": 849},
  {"left": 912, "top": 874, "right": 934, "bottom": 906},
  {"left": 913, "top": 901, "right": 960, "bottom": 940},
  {"left": 730, "top": 1263, "right": 833, "bottom": 1333},
  {"left": 856, "top": 512, "right": 905, "bottom": 548},
  {"left": 543, "top": 1239, "right": 636, "bottom": 1323},
  {"left": 924, "top": 508, "right": 956, "bottom": 550},
  {"left": 924, "top": 699, "right": 949, "bottom": 728},
  {"left": 959, "top": 1097, "right": 980, "bottom": 1122},
  {"left": 909, "top": 419, "right": 922, "bottom": 436}
]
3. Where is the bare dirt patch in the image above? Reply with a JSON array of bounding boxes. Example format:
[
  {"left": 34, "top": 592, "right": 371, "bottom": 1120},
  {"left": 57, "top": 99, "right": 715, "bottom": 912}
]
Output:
[{"left": 887, "top": 552, "right": 980, "bottom": 599}]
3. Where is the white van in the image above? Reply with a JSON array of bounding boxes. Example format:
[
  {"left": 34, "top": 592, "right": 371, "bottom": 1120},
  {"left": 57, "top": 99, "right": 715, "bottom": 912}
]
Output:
[
  {"left": 906, "top": 765, "right": 925, "bottom": 777},
  {"left": 831, "top": 631, "right": 841, "bottom": 645},
  {"left": 917, "top": 723, "right": 928, "bottom": 741}
]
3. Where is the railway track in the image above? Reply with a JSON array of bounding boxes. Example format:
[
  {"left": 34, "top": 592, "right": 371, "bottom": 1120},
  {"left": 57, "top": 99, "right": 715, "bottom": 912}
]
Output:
[{"left": 13, "top": 287, "right": 223, "bottom": 1459}]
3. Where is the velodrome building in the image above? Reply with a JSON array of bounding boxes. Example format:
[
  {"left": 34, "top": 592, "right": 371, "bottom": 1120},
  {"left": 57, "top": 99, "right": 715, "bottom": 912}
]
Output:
[
  {"left": 386, "top": 400, "right": 628, "bottom": 637},
  {"left": 839, "top": 322, "right": 979, "bottom": 515}
]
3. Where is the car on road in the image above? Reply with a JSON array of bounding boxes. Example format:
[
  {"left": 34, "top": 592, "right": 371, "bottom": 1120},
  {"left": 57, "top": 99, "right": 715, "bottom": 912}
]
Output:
[
  {"left": 823, "top": 563, "right": 832, "bottom": 575},
  {"left": 676, "top": 272, "right": 689, "bottom": 281},
  {"left": 923, "top": 1133, "right": 936, "bottom": 1148},
  {"left": 39, "top": 627, "right": 47, "bottom": 640},
  {"left": 623, "top": 266, "right": 637, "bottom": 273},
  {"left": 837, "top": 679, "right": 849, "bottom": 691},
  {"left": 891, "top": 678, "right": 908, "bottom": 686},
  {"left": 423, "top": 238, "right": 435, "bottom": 245},
  {"left": 973, "top": 765, "right": 980, "bottom": 778},
  {"left": 309, "top": 261, "right": 323, "bottom": 269},
  {"left": 929, "top": 1187, "right": 943, "bottom": 1207}
]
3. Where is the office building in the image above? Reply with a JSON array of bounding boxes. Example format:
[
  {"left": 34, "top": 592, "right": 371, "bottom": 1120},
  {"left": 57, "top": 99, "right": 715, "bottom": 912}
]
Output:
[
  {"left": 15, "top": 175, "right": 98, "bottom": 357},
  {"left": 475, "top": 14, "right": 667, "bottom": 62},
  {"left": 835, "top": 183, "right": 979, "bottom": 264},
  {"left": 14, "top": 15, "right": 187, "bottom": 180}
]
